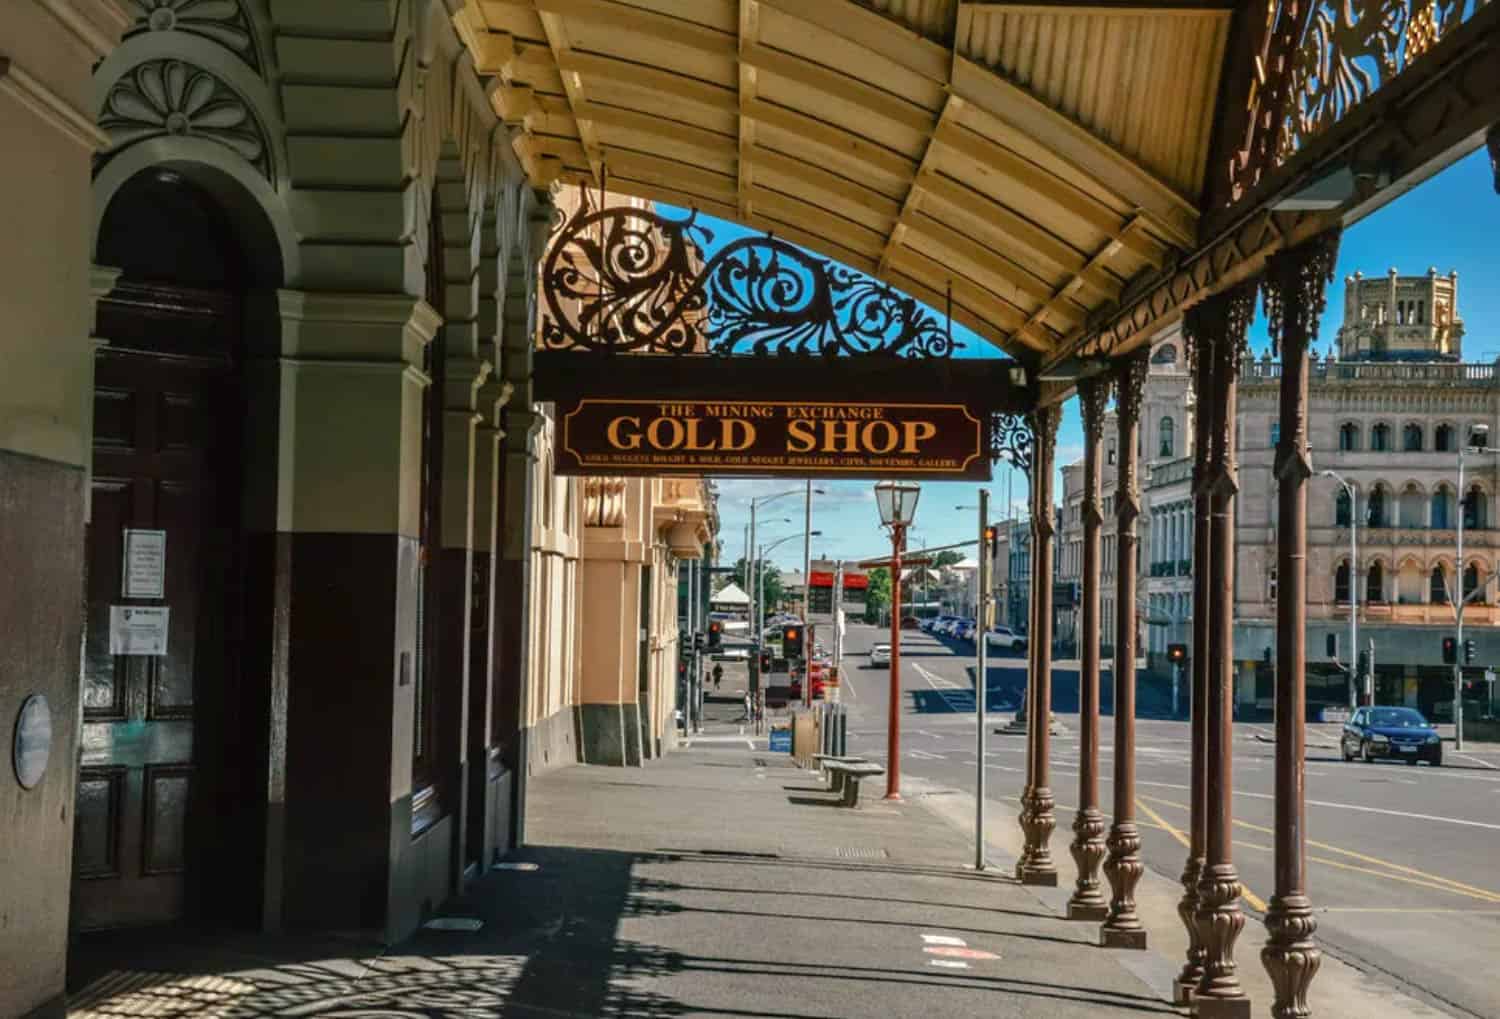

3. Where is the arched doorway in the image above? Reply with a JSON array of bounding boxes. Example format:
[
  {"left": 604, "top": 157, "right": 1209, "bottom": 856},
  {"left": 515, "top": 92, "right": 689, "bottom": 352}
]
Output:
[{"left": 75, "top": 166, "right": 276, "bottom": 931}]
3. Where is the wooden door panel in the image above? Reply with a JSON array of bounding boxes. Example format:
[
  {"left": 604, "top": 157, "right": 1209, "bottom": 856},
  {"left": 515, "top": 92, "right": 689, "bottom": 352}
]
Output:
[
  {"left": 75, "top": 341, "right": 232, "bottom": 931},
  {"left": 84, "top": 480, "right": 132, "bottom": 721},
  {"left": 142, "top": 765, "right": 191, "bottom": 875},
  {"left": 93, "top": 388, "right": 137, "bottom": 450},
  {"left": 153, "top": 478, "right": 200, "bottom": 719},
  {"left": 75, "top": 767, "right": 126, "bottom": 880}
]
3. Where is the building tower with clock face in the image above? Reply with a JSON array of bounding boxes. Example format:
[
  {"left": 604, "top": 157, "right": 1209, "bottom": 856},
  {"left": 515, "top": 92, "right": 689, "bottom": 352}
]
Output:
[{"left": 1335, "top": 268, "right": 1464, "bottom": 361}]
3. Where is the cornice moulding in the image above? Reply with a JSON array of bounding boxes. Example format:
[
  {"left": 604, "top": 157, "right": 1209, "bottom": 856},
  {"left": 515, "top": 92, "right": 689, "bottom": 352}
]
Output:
[
  {"left": 39, "top": 0, "right": 130, "bottom": 61},
  {"left": 0, "top": 56, "right": 110, "bottom": 150}
]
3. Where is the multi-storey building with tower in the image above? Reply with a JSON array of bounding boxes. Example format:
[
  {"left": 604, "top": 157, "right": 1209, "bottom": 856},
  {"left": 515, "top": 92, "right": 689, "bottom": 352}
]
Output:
[{"left": 1057, "top": 269, "right": 1493, "bottom": 722}]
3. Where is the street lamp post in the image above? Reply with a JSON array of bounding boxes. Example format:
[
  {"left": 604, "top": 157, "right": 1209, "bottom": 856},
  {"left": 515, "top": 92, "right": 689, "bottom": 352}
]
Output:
[
  {"left": 876, "top": 480, "right": 921, "bottom": 801},
  {"left": 957, "top": 494, "right": 992, "bottom": 870},
  {"left": 749, "top": 488, "right": 824, "bottom": 649},
  {"left": 1322, "top": 470, "right": 1358, "bottom": 708}
]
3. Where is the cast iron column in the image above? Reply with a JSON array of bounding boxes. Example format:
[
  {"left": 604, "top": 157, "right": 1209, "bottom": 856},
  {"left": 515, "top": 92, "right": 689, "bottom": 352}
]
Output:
[
  {"left": 1069, "top": 377, "right": 1110, "bottom": 920},
  {"left": 1017, "top": 405, "right": 1060, "bottom": 885},
  {"left": 1194, "top": 280, "right": 1259, "bottom": 1019},
  {"left": 1262, "top": 231, "right": 1341, "bottom": 1019},
  {"left": 1102, "top": 349, "right": 1148, "bottom": 949},
  {"left": 1176, "top": 316, "right": 1216, "bottom": 1003}
]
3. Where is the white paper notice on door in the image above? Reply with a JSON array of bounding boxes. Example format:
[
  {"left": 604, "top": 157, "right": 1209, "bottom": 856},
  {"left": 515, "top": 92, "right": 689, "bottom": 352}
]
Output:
[
  {"left": 109, "top": 605, "right": 170, "bottom": 656},
  {"left": 122, "top": 528, "right": 166, "bottom": 599}
]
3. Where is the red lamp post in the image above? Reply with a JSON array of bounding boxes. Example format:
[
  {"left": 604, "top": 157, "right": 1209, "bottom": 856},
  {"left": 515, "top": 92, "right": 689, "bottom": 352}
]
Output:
[{"left": 876, "top": 480, "right": 921, "bottom": 801}]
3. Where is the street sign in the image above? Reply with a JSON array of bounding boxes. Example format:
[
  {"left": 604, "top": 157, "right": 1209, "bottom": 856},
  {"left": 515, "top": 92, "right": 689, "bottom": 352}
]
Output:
[
  {"left": 552, "top": 397, "right": 990, "bottom": 480},
  {"left": 1486, "top": 669, "right": 1496, "bottom": 685}
]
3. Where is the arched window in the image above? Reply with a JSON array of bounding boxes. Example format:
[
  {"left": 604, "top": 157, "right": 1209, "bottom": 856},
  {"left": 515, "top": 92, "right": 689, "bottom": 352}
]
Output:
[
  {"left": 1334, "top": 562, "right": 1351, "bottom": 604},
  {"left": 1159, "top": 416, "right": 1175, "bottom": 458},
  {"left": 1432, "top": 485, "right": 1453, "bottom": 529},
  {"left": 1398, "top": 559, "right": 1424, "bottom": 604},
  {"left": 1367, "top": 562, "right": 1384, "bottom": 603},
  {"left": 1436, "top": 424, "right": 1454, "bottom": 452},
  {"left": 1339, "top": 423, "right": 1359, "bottom": 451},
  {"left": 1367, "top": 484, "right": 1388, "bottom": 527},
  {"left": 1465, "top": 563, "right": 1484, "bottom": 603},
  {"left": 1403, "top": 423, "right": 1423, "bottom": 451},
  {"left": 1335, "top": 487, "right": 1352, "bottom": 527},
  {"left": 1431, "top": 565, "right": 1450, "bottom": 604},
  {"left": 1399, "top": 484, "right": 1424, "bottom": 528},
  {"left": 1371, "top": 423, "right": 1390, "bottom": 451},
  {"left": 1464, "top": 486, "right": 1487, "bottom": 530}
]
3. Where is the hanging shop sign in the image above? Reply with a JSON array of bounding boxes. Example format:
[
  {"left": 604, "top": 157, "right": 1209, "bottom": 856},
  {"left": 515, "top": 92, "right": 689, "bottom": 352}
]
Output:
[{"left": 553, "top": 398, "right": 990, "bottom": 480}]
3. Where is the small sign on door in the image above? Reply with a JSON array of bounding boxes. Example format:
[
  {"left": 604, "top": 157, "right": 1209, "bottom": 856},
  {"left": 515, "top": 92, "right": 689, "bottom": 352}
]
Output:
[
  {"left": 121, "top": 528, "right": 166, "bottom": 599},
  {"left": 109, "top": 605, "right": 170, "bottom": 656}
]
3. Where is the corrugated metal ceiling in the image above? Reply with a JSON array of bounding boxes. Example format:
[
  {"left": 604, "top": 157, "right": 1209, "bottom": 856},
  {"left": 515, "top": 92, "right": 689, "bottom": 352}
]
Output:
[{"left": 956, "top": 5, "right": 1230, "bottom": 198}]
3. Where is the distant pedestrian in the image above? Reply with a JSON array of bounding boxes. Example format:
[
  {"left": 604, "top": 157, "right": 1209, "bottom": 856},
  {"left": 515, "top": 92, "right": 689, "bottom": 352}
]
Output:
[
  {"left": 712, "top": 663, "right": 724, "bottom": 690},
  {"left": 743, "top": 689, "right": 753, "bottom": 720}
]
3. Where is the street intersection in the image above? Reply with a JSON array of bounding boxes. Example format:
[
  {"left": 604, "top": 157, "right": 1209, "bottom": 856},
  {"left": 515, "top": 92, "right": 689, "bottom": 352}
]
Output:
[{"left": 725, "top": 623, "right": 1500, "bottom": 1019}]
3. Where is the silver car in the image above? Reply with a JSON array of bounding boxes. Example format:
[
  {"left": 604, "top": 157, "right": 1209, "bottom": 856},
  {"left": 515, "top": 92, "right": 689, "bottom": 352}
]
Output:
[{"left": 869, "top": 643, "right": 891, "bottom": 667}]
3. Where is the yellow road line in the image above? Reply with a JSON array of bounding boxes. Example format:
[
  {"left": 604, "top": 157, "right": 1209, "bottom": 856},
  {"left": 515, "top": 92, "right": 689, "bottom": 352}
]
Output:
[
  {"left": 1133, "top": 797, "right": 1268, "bottom": 913},
  {"left": 1137, "top": 793, "right": 1500, "bottom": 905}
]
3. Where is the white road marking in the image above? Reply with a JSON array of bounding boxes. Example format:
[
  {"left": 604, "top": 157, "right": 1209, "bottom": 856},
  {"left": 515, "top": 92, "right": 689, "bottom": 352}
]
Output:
[
  {"left": 909, "top": 749, "right": 946, "bottom": 760},
  {"left": 930, "top": 960, "right": 970, "bottom": 969},
  {"left": 1455, "top": 752, "right": 1498, "bottom": 770},
  {"left": 921, "top": 934, "right": 967, "bottom": 946},
  {"left": 1130, "top": 776, "right": 1500, "bottom": 831}
]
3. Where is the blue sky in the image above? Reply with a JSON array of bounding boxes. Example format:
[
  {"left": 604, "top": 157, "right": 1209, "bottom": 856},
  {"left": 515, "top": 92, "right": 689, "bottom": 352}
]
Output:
[{"left": 689, "top": 149, "right": 1500, "bottom": 571}]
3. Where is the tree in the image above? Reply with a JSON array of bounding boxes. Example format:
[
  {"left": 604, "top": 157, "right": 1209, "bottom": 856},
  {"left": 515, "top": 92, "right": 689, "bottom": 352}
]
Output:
[
  {"left": 932, "top": 550, "right": 966, "bottom": 568},
  {"left": 864, "top": 567, "right": 891, "bottom": 624},
  {"left": 729, "top": 557, "right": 785, "bottom": 615}
]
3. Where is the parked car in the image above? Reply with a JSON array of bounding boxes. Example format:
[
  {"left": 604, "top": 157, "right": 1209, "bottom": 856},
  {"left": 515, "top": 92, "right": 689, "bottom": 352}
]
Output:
[
  {"left": 901, "top": 615, "right": 921, "bottom": 630},
  {"left": 869, "top": 643, "right": 891, "bottom": 667},
  {"left": 986, "top": 625, "right": 1027, "bottom": 651},
  {"left": 1340, "top": 706, "right": 1442, "bottom": 765},
  {"left": 956, "top": 620, "right": 976, "bottom": 641}
]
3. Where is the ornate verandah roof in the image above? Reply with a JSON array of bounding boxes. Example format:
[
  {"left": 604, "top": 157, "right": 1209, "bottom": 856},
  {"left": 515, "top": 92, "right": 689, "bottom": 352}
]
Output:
[
  {"left": 454, "top": 0, "right": 1231, "bottom": 364},
  {"left": 454, "top": 0, "right": 1500, "bottom": 384}
]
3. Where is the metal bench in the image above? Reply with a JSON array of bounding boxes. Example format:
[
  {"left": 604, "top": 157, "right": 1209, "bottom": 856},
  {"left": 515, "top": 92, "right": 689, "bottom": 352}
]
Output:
[
  {"left": 820, "top": 759, "right": 886, "bottom": 807},
  {"left": 812, "top": 754, "right": 864, "bottom": 792}
]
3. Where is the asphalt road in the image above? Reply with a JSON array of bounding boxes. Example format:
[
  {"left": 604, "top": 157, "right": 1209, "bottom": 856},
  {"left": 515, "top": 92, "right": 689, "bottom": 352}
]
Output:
[{"left": 819, "top": 622, "right": 1500, "bottom": 1019}]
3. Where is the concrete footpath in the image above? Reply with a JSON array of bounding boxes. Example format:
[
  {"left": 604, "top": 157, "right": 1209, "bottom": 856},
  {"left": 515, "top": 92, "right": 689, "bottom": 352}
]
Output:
[
  {"left": 64, "top": 703, "right": 1453, "bottom": 1019},
  {"left": 67, "top": 723, "right": 1172, "bottom": 1019}
]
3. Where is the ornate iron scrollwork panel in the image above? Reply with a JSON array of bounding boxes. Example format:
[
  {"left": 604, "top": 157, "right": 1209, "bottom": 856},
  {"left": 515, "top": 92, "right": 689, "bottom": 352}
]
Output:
[
  {"left": 990, "top": 413, "right": 1034, "bottom": 473},
  {"left": 1279, "top": 0, "right": 1489, "bottom": 163},
  {"left": 540, "top": 200, "right": 957, "bottom": 358}
]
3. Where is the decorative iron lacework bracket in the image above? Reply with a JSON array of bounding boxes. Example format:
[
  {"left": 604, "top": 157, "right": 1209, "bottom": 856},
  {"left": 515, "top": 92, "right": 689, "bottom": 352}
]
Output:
[
  {"left": 539, "top": 197, "right": 959, "bottom": 358},
  {"left": 990, "top": 413, "right": 1034, "bottom": 472}
]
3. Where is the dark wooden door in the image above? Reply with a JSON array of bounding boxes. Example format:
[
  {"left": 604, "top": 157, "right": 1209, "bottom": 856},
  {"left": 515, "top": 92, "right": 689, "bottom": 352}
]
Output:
[{"left": 73, "top": 312, "right": 241, "bottom": 931}]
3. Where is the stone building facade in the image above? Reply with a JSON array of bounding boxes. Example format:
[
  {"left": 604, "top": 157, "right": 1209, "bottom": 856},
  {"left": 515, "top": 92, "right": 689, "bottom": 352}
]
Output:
[
  {"left": 1055, "top": 270, "right": 1491, "bottom": 721},
  {"left": 0, "top": 5, "right": 713, "bottom": 1015}
]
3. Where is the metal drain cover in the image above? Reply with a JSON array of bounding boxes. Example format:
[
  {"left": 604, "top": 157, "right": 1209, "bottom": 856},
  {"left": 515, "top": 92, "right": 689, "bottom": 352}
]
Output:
[
  {"left": 423, "top": 917, "right": 484, "bottom": 931},
  {"left": 834, "top": 847, "right": 888, "bottom": 859}
]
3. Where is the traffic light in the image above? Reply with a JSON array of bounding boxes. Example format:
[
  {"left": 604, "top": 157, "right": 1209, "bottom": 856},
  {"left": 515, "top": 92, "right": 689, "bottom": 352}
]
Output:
[
  {"left": 758, "top": 649, "right": 772, "bottom": 674},
  {"left": 1167, "top": 643, "right": 1187, "bottom": 664},
  {"left": 1357, "top": 649, "right": 1370, "bottom": 680},
  {"left": 1465, "top": 639, "right": 1477, "bottom": 664},
  {"left": 707, "top": 619, "right": 723, "bottom": 649},
  {"left": 1443, "top": 636, "right": 1457, "bottom": 664},
  {"left": 984, "top": 525, "right": 997, "bottom": 546},
  {"left": 782, "top": 624, "right": 804, "bottom": 660}
]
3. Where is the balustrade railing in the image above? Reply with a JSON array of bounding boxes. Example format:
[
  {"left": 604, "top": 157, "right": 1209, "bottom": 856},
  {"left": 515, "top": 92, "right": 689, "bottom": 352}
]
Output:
[{"left": 1242, "top": 359, "right": 1499, "bottom": 384}]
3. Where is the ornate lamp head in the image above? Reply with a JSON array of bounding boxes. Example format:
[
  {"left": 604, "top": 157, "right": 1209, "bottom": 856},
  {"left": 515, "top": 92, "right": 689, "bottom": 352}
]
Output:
[{"left": 875, "top": 480, "right": 921, "bottom": 528}]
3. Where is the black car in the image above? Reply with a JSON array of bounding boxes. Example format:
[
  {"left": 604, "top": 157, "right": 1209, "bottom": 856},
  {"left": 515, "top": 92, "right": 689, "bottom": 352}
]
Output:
[{"left": 1340, "top": 706, "right": 1442, "bottom": 766}]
